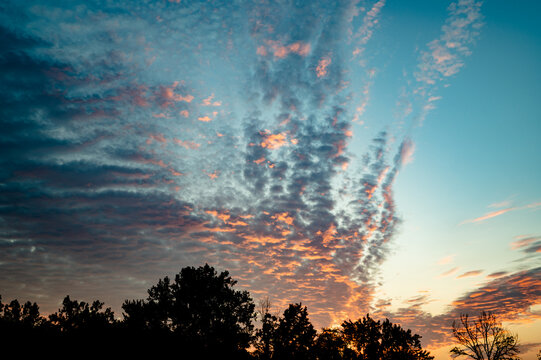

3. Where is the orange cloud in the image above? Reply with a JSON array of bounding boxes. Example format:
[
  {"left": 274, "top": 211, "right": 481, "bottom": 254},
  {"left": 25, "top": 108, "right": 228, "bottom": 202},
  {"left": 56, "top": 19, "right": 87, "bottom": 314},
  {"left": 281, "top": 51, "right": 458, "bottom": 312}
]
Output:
[
  {"left": 437, "top": 254, "right": 455, "bottom": 265},
  {"left": 204, "top": 170, "right": 219, "bottom": 179},
  {"left": 146, "top": 134, "right": 167, "bottom": 145},
  {"left": 202, "top": 94, "right": 222, "bottom": 106},
  {"left": 162, "top": 81, "right": 193, "bottom": 103},
  {"left": 462, "top": 201, "right": 540, "bottom": 225},
  {"left": 457, "top": 270, "right": 483, "bottom": 279},
  {"left": 253, "top": 157, "right": 266, "bottom": 165},
  {"left": 169, "top": 169, "right": 183, "bottom": 176},
  {"left": 198, "top": 115, "right": 212, "bottom": 122},
  {"left": 260, "top": 131, "right": 287, "bottom": 149},
  {"left": 173, "top": 138, "right": 200, "bottom": 150},
  {"left": 439, "top": 267, "right": 459, "bottom": 277},
  {"left": 510, "top": 236, "right": 539, "bottom": 250},
  {"left": 264, "top": 40, "right": 311, "bottom": 58},
  {"left": 316, "top": 56, "right": 332, "bottom": 77},
  {"left": 272, "top": 212, "right": 294, "bottom": 226},
  {"left": 461, "top": 208, "right": 513, "bottom": 224}
]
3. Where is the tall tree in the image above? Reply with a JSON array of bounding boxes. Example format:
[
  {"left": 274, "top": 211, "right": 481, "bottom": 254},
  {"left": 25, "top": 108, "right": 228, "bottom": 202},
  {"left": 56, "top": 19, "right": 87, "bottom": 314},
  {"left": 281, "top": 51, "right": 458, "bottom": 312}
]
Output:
[
  {"left": 341, "top": 314, "right": 433, "bottom": 360},
  {"left": 254, "top": 297, "right": 278, "bottom": 360},
  {"left": 273, "top": 303, "right": 317, "bottom": 360},
  {"left": 122, "top": 263, "right": 256, "bottom": 356},
  {"left": 450, "top": 311, "right": 520, "bottom": 360},
  {"left": 314, "top": 328, "right": 356, "bottom": 360}
]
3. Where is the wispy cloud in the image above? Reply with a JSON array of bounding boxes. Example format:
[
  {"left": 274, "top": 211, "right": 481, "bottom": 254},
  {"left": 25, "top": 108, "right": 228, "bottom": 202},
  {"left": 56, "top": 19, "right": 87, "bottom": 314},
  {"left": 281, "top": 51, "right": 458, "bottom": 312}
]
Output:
[
  {"left": 511, "top": 235, "right": 541, "bottom": 254},
  {"left": 437, "top": 254, "right": 455, "bottom": 265},
  {"left": 439, "top": 267, "right": 459, "bottom": 277},
  {"left": 461, "top": 208, "right": 514, "bottom": 224},
  {"left": 412, "top": 0, "right": 483, "bottom": 125},
  {"left": 461, "top": 201, "right": 541, "bottom": 225},
  {"left": 457, "top": 269, "right": 483, "bottom": 279}
]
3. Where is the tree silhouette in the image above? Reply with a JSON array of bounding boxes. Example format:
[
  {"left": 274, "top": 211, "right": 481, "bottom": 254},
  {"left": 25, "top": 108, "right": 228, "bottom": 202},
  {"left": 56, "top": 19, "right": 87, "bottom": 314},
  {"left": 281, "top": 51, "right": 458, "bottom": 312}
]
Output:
[
  {"left": 254, "top": 297, "right": 279, "bottom": 360},
  {"left": 450, "top": 311, "right": 519, "bottom": 360},
  {"left": 0, "top": 268, "right": 444, "bottom": 360},
  {"left": 342, "top": 314, "right": 433, "bottom": 360},
  {"left": 273, "top": 303, "right": 317, "bottom": 360},
  {"left": 122, "top": 263, "right": 256, "bottom": 356},
  {"left": 315, "top": 328, "right": 356, "bottom": 360},
  {"left": 48, "top": 295, "right": 116, "bottom": 333},
  {"left": 0, "top": 296, "right": 43, "bottom": 330}
]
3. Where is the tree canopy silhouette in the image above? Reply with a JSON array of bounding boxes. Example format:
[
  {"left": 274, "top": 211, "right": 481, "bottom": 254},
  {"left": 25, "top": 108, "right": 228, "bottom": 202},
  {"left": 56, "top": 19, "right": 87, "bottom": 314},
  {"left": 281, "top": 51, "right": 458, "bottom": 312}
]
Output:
[
  {"left": 122, "top": 263, "right": 256, "bottom": 356},
  {"left": 450, "top": 311, "right": 520, "bottom": 360},
  {"left": 273, "top": 303, "right": 317, "bottom": 360},
  {"left": 254, "top": 297, "right": 279, "bottom": 360},
  {"left": 341, "top": 314, "right": 434, "bottom": 360},
  {"left": 1, "top": 264, "right": 436, "bottom": 359},
  {"left": 315, "top": 327, "right": 356, "bottom": 360},
  {"left": 49, "top": 295, "right": 116, "bottom": 333}
]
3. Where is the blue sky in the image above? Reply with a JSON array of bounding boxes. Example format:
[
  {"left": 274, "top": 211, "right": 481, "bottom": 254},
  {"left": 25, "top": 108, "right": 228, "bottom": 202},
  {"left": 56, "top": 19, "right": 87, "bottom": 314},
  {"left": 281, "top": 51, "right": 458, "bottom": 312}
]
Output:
[{"left": 0, "top": 1, "right": 539, "bottom": 358}]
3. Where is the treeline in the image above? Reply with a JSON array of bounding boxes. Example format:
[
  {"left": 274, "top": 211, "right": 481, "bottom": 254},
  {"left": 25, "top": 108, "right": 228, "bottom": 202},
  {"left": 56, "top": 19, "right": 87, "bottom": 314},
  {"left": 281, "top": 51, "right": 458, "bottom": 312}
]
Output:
[{"left": 0, "top": 264, "right": 433, "bottom": 359}]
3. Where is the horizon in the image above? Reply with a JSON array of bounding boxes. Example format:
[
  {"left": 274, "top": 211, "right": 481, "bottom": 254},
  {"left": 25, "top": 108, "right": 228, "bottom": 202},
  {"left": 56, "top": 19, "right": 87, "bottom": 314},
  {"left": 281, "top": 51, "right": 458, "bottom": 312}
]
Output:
[{"left": 1, "top": 0, "right": 539, "bottom": 358}]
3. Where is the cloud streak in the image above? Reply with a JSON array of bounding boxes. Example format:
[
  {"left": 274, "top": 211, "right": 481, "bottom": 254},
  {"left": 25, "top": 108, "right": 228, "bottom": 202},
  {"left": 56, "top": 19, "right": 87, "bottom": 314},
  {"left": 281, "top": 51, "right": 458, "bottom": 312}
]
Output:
[{"left": 461, "top": 201, "right": 541, "bottom": 224}]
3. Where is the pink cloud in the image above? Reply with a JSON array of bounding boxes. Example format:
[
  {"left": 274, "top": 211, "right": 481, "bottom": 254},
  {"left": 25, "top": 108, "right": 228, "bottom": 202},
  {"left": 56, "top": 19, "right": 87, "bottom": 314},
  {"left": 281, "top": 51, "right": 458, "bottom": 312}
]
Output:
[
  {"left": 437, "top": 254, "right": 455, "bottom": 265},
  {"left": 201, "top": 94, "right": 222, "bottom": 106},
  {"left": 146, "top": 134, "right": 167, "bottom": 145},
  {"left": 316, "top": 56, "right": 332, "bottom": 78},
  {"left": 198, "top": 116, "right": 212, "bottom": 122},
  {"left": 510, "top": 236, "right": 539, "bottom": 250},
  {"left": 461, "top": 208, "right": 513, "bottom": 224},
  {"left": 353, "top": 0, "right": 386, "bottom": 58},
  {"left": 399, "top": 138, "right": 415, "bottom": 166},
  {"left": 457, "top": 270, "right": 483, "bottom": 279},
  {"left": 173, "top": 138, "right": 200, "bottom": 150},
  {"left": 158, "top": 81, "right": 194, "bottom": 107},
  {"left": 439, "top": 267, "right": 459, "bottom": 277},
  {"left": 263, "top": 40, "right": 311, "bottom": 59}
]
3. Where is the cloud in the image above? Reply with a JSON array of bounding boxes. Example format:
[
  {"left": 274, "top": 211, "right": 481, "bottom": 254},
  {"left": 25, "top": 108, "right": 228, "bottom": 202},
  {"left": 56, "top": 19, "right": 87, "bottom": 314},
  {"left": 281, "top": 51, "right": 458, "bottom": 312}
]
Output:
[
  {"left": 377, "top": 267, "right": 541, "bottom": 348},
  {"left": 0, "top": 0, "right": 403, "bottom": 327},
  {"left": 316, "top": 56, "right": 332, "bottom": 78},
  {"left": 0, "top": 0, "right": 501, "bottom": 337},
  {"left": 398, "top": 138, "right": 415, "bottom": 166},
  {"left": 486, "top": 271, "right": 508, "bottom": 279},
  {"left": 439, "top": 267, "right": 459, "bottom": 277},
  {"left": 352, "top": 0, "right": 386, "bottom": 60},
  {"left": 488, "top": 200, "right": 512, "bottom": 208},
  {"left": 408, "top": 0, "right": 483, "bottom": 125},
  {"left": 461, "top": 201, "right": 541, "bottom": 224},
  {"left": 511, "top": 235, "right": 541, "bottom": 254},
  {"left": 457, "top": 270, "right": 483, "bottom": 279},
  {"left": 437, "top": 255, "right": 455, "bottom": 265},
  {"left": 461, "top": 208, "right": 513, "bottom": 224},
  {"left": 415, "top": 0, "right": 483, "bottom": 85}
]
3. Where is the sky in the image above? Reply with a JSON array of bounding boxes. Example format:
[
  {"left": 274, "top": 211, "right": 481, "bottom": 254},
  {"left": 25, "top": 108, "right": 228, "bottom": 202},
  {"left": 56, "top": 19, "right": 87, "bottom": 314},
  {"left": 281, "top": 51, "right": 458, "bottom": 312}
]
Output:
[{"left": 0, "top": 0, "right": 540, "bottom": 358}]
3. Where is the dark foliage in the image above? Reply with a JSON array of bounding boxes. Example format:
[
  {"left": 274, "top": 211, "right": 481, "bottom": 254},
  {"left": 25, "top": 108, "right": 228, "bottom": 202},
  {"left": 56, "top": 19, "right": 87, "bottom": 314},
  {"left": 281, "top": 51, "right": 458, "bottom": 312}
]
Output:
[
  {"left": 0, "top": 264, "right": 435, "bottom": 360},
  {"left": 121, "top": 263, "right": 256, "bottom": 357},
  {"left": 315, "top": 328, "right": 356, "bottom": 360},
  {"left": 273, "top": 303, "right": 317, "bottom": 360},
  {"left": 341, "top": 314, "right": 434, "bottom": 360}
]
